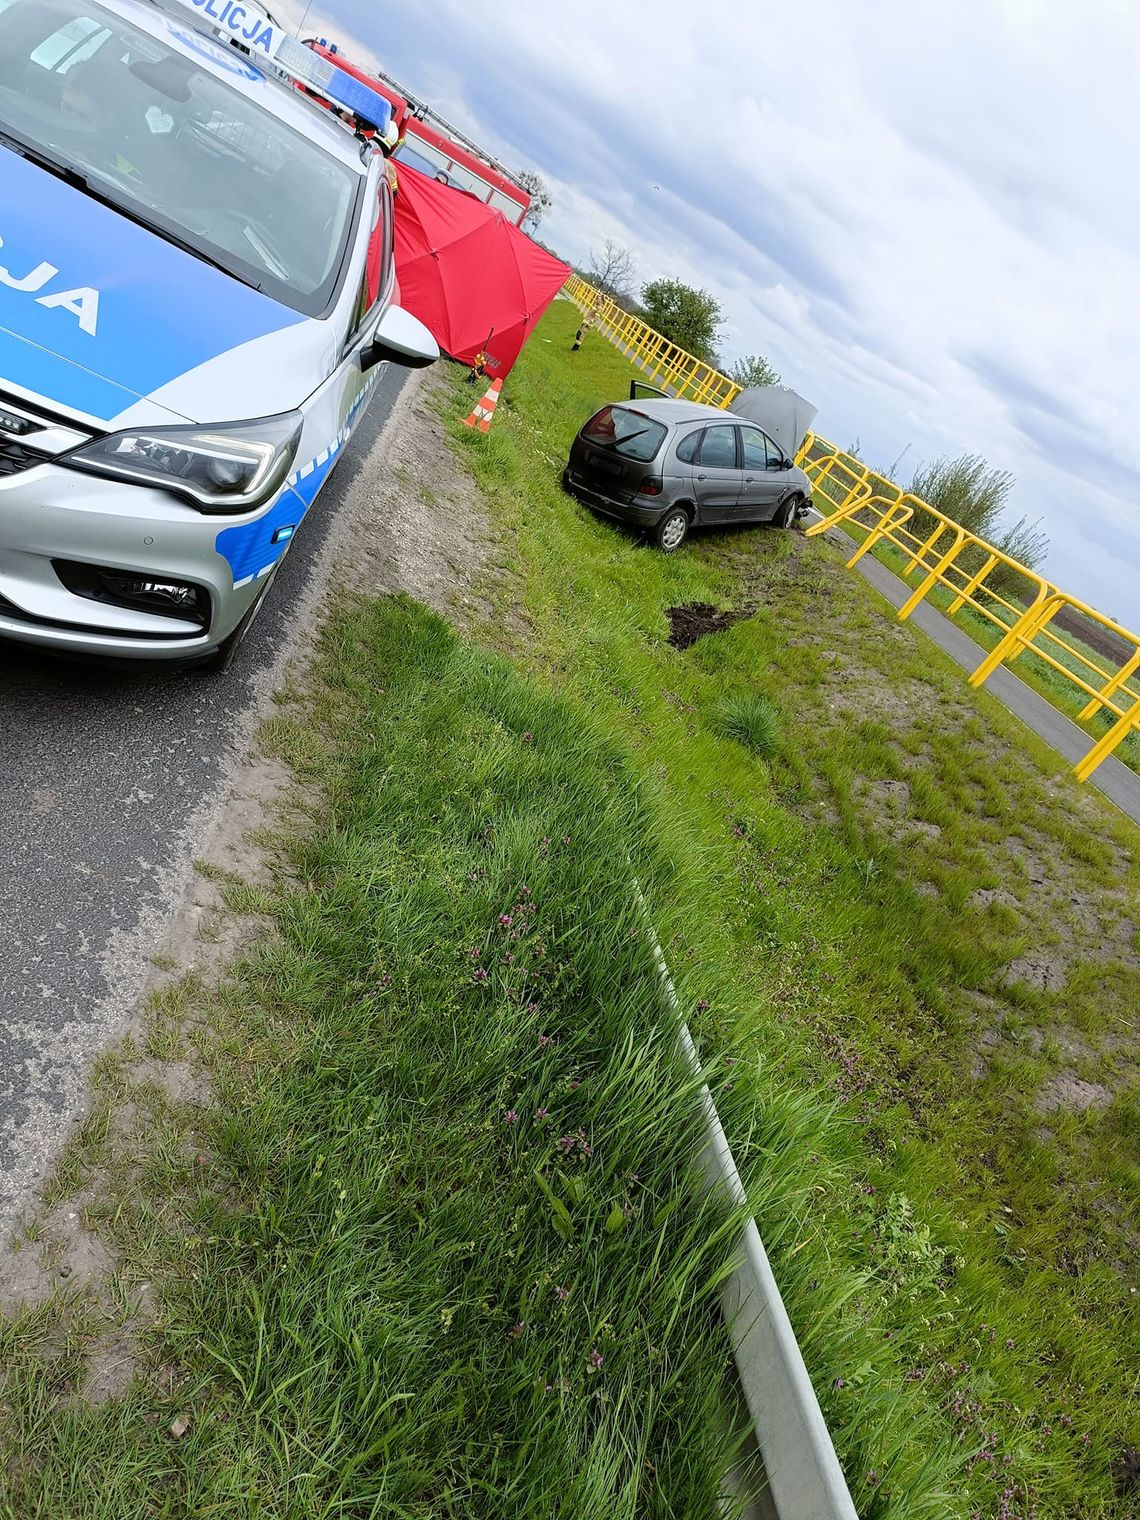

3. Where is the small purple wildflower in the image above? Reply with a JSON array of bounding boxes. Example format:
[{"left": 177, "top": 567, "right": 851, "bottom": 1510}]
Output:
[
  {"left": 833, "top": 1377, "right": 846, "bottom": 1390},
  {"left": 505, "top": 1109, "right": 518, "bottom": 1125},
  {"left": 535, "top": 1107, "right": 549, "bottom": 1122},
  {"left": 538, "top": 1033, "right": 555, "bottom": 1049},
  {"left": 473, "top": 967, "right": 489, "bottom": 984},
  {"left": 588, "top": 1348, "right": 603, "bottom": 1370},
  {"left": 554, "top": 1285, "right": 569, "bottom": 1301},
  {"left": 499, "top": 913, "right": 513, "bottom": 927},
  {"left": 509, "top": 1321, "right": 526, "bottom": 1338},
  {"left": 696, "top": 998, "right": 710, "bottom": 1013},
  {"left": 469, "top": 947, "right": 481, "bottom": 961}
]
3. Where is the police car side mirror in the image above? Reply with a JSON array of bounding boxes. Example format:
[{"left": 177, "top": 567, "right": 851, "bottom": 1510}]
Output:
[{"left": 361, "top": 305, "right": 439, "bottom": 371}]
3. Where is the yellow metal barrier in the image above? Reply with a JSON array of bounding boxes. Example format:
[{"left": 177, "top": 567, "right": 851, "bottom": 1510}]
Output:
[{"left": 563, "top": 276, "right": 1140, "bottom": 784}]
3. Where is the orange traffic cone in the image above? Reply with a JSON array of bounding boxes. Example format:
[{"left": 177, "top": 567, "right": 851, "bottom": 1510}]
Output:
[{"left": 462, "top": 377, "right": 502, "bottom": 434}]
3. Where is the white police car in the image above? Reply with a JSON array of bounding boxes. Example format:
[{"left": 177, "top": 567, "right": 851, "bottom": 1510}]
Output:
[{"left": 0, "top": 0, "right": 437, "bottom": 668}]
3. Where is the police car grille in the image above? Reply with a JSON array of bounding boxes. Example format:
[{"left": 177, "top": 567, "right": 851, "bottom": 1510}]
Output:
[{"left": 0, "top": 440, "right": 50, "bottom": 477}]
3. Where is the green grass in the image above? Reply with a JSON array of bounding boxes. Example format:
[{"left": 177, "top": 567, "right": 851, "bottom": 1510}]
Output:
[
  {"left": 713, "top": 692, "right": 781, "bottom": 759},
  {"left": 435, "top": 298, "right": 1140, "bottom": 1519},
  {"left": 0, "top": 600, "right": 767, "bottom": 1518}
]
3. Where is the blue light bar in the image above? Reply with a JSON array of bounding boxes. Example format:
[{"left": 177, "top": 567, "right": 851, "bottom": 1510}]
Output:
[{"left": 171, "top": 0, "right": 393, "bottom": 132}]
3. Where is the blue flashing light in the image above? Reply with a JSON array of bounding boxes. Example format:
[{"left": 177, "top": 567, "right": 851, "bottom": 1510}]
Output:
[
  {"left": 170, "top": 0, "right": 392, "bottom": 132},
  {"left": 321, "top": 68, "right": 391, "bottom": 131}
]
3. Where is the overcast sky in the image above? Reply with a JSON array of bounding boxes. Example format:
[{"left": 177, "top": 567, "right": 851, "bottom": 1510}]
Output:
[{"left": 282, "top": 0, "right": 1140, "bottom": 625}]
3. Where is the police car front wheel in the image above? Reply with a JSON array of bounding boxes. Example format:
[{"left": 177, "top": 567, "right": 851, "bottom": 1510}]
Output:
[{"left": 200, "top": 571, "right": 277, "bottom": 675}]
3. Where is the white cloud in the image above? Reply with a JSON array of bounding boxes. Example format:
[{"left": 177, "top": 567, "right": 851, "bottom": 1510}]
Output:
[{"left": 313, "top": 0, "right": 1140, "bottom": 622}]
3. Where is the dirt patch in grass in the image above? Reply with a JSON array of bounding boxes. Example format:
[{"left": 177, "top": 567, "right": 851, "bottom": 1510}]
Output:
[
  {"left": 666, "top": 601, "right": 754, "bottom": 650},
  {"left": 349, "top": 365, "right": 520, "bottom": 640},
  {"left": 1036, "top": 1072, "right": 1113, "bottom": 1114}
]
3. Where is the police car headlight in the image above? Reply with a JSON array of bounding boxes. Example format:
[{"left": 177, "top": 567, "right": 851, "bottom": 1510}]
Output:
[{"left": 66, "top": 413, "right": 303, "bottom": 514}]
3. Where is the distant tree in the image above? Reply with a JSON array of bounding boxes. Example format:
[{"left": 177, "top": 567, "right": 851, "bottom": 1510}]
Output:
[
  {"left": 640, "top": 277, "right": 723, "bottom": 362},
  {"left": 910, "top": 454, "right": 1014, "bottom": 541},
  {"left": 587, "top": 239, "right": 637, "bottom": 301},
  {"left": 516, "top": 170, "right": 551, "bottom": 231},
  {"left": 729, "top": 353, "right": 781, "bottom": 389},
  {"left": 909, "top": 454, "right": 1048, "bottom": 599},
  {"left": 993, "top": 514, "right": 1050, "bottom": 595}
]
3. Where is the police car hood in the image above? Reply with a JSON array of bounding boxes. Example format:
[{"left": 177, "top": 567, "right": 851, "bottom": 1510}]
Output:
[{"left": 0, "top": 148, "right": 331, "bottom": 428}]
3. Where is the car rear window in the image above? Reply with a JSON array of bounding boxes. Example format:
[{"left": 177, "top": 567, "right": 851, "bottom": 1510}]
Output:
[{"left": 582, "top": 406, "right": 667, "bottom": 462}]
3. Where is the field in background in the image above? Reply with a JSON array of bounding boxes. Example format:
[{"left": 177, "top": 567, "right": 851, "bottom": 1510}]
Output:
[{"left": 440, "top": 298, "right": 1140, "bottom": 1520}]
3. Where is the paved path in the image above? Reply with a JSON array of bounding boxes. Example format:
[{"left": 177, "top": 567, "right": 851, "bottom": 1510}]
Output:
[
  {"left": 590, "top": 318, "right": 1140, "bottom": 828},
  {"left": 0, "top": 366, "right": 408, "bottom": 1233}
]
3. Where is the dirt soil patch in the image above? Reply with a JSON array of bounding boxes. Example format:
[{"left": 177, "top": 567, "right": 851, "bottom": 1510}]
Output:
[{"left": 666, "top": 601, "right": 754, "bottom": 650}]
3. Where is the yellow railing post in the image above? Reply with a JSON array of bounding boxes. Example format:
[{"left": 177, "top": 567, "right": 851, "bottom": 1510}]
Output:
[
  {"left": 902, "top": 516, "right": 947, "bottom": 577},
  {"left": 1073, "top": 694, "right": 1140, "bottom": 781},
  {"left": 1078, "top": 648, "right": 1140, "bottom": 721},
  {"left": 845, "top": 500, "right": 912, "bottom": 568},
  {"left": 948, "top": 553, "right": 998, "bottom": 615},
  {"left": 897, "top": 530, "right": 968, "bottom": 620},
  {"left": 968, "top": 589, "right": 1059, "bottom": 689}
]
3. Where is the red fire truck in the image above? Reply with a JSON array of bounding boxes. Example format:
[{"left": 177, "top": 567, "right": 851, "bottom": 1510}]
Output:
[{"left": 304, "top": 41, "right": 533, "bottom": 227}]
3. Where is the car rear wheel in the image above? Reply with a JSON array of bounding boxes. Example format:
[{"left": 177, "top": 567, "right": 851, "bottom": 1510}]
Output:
[
  {"left": 775, "top": 494, "right": 801, "bottom": 529},
  {"left": 655, "top": 507, "right": 690, "bottom": 552}
]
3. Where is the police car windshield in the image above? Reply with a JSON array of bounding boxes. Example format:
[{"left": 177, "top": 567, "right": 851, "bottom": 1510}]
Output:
[{"left": 0, "top": 0, "right": 360, "bottom": 315}]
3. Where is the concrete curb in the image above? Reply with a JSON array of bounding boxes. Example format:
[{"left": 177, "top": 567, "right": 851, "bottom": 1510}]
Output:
[{"left": 636, "top": 886, "right": 858, "bottom": 1520}]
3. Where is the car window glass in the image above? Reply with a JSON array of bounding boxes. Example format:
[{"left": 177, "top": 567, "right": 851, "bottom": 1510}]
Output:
[
  {"left": 675, "top": 429, "right": 702, "bottom": 464},
  {"left": 0, "top": 0, "right": 361, "bottom": 316},
  {"left": 740, "top": 426, "right": 777, "bottom": 469},
  {"left": 696, "top": 425, "right": 738, "bottom": 470},
  {"left": 352, "top": 180, "right": 391, "bottom": 333},
  {"left": 582, "top": 405, "right": 667, "bottom": 462}
]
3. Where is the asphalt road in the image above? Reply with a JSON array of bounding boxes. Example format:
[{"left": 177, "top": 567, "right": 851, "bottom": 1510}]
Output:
[{"left": 0, "top": 362, "right": 408, "bottom": 1233}]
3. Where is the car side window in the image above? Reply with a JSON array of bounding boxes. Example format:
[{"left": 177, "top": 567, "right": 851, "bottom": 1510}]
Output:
[
  {"left": 675, "top": 429, "right": 703, "bottom": 464},
  {"left": 695, "top": 425, "right": 738, "bottom": 470},
  {"left": 740, "top": 426, "right": 773, "bottom": 470},
  {"left": 351, "top": 180, "right": 393, "bottom": 337}
]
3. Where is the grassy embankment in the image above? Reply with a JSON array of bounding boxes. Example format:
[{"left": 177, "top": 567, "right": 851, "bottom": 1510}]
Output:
[
  {"left": 434, "top": 297, "right": 1140, "bottom": 1519},
  {"left": 1, "top": 299, "right": 1135, "bottom": 1520},
  {"left": 1, "top": 604, "right": 764, "bottom": 1517}
]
